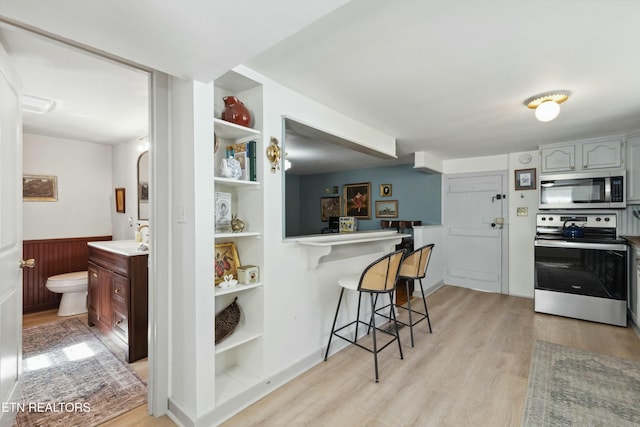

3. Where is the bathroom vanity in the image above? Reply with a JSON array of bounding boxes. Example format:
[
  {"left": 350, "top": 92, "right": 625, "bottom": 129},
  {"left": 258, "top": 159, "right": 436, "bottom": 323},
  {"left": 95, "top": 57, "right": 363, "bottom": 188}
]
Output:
[{"left": 87, "top": 240, "right": 148, "bottom": 362}]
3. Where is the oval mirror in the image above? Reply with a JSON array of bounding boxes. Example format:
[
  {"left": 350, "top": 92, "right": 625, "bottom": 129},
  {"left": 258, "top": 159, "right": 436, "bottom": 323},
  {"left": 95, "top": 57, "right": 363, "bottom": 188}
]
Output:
[{"left": 138, "top": 151, "right": 149, "bottom": 220}]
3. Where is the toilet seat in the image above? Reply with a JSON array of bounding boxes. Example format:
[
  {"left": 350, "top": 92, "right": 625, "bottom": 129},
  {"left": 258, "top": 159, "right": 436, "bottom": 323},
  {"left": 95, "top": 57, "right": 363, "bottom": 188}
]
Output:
[{"left": 46, "top": 271, "right": 88, "bottom": 292}]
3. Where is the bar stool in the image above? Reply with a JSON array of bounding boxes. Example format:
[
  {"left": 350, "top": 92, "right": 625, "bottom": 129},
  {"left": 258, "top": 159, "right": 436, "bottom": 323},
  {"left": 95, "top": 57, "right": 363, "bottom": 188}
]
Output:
[
  {"left": 324, "top": 248, "right": 405, "bottom": 382},
  {"left": 374, "top": 243, "right": 434, "bottom": 347}
]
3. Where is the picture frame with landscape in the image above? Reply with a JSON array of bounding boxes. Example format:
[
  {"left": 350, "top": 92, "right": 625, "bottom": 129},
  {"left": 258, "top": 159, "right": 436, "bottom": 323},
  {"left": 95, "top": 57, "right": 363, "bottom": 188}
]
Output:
[{"left": 375, "top": 200, "right": 398, "bottom": 218}]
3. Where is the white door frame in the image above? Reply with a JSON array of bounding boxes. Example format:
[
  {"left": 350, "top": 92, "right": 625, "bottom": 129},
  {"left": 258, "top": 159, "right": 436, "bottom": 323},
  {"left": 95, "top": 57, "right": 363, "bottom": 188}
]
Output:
[
  {"left": 0, "top": 21, "right": 171, "bottom": 417},
  {"left": 441, "top": 170, "right": 509, "bottom": 294}
]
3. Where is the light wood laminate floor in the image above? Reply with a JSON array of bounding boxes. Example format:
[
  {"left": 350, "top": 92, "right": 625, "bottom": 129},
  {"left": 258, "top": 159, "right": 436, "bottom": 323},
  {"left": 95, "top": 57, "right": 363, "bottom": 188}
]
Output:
[
  {"left": 222, "top": 285, "right": 640, "bottom": 427},
  {"left": 22, "top": 310, "right": 174, "bottom": 427}
]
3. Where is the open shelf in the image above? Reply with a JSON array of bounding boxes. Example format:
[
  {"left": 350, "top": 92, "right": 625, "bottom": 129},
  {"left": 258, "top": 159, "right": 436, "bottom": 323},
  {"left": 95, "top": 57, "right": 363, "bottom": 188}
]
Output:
[
  {"left": 215, "top": 327, "right": 262, "bottom": 354},
  {"left": 214, "top": 118, "right": 260, "bottom": 140},
  {"left": 214, "top": 177, "right": 261, "bottom": 188},
  {"left": 215, "top": 231, "right": 261, "bottom": 239},
  {"left": 215, "top": 365, "right": 262, "bottom": 406},
  {"left": 215, "top": 282, "right": 262, "bottom": 297}
]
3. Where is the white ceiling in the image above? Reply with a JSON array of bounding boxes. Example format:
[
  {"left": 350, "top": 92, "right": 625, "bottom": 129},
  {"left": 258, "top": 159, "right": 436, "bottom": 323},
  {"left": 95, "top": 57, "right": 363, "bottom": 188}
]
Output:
[{"left": 2, "top": 0, "right": 640, "bottom": 162}]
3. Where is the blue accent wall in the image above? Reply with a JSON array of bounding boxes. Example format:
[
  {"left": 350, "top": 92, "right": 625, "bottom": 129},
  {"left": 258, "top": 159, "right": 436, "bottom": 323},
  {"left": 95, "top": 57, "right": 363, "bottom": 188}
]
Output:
[{"left": 285, "top": 164, "right": 441, "bottom": 236}]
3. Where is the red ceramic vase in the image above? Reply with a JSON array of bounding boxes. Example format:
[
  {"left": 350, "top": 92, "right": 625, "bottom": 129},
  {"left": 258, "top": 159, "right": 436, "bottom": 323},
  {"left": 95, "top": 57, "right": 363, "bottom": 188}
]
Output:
[{"left": 221, "top": 96, "right": 252, "bottom": 127}]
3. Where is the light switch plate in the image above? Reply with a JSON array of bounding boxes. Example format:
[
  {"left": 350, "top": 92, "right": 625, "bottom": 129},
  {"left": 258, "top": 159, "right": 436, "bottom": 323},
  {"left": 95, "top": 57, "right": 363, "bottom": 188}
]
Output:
[{"left": 517, "top": 207, "right": 528, "bottom": 216}]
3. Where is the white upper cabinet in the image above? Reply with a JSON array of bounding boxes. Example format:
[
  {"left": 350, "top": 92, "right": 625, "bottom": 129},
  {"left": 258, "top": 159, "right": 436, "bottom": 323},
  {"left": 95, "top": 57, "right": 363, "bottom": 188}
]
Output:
[
  {"left": 540, "top": 144, "right": 576, "bottom": 173},
  {"left": 540, "top": 135, "right": 624, "bottom": 173},
  {"left": 627, "top": 133, "right": 640, "bottom": 203},
  {"left": 582, "top": 137, "right": 624, "bottom": 170}
]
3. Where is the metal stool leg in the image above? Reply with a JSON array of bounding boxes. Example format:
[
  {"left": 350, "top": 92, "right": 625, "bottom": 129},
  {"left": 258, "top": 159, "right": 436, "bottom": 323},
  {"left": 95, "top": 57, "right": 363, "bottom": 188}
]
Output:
[
  {"left": 418, "top": 278, "right": 432, "bottom": 333},
  {"left": 369, "top": 293, "right": 380, "bottom": 382},
  {"left": 406, "top": 279, "right": 415, "bottom": 347},
  {"left": 390, "top": 291, "right": 404, "bottom": 360},
  {"left": 324, "top": 288, "right": 345, "bottom": 361},
  {"left": 355, "top": 291, "right": 364, "bottom": 342}
]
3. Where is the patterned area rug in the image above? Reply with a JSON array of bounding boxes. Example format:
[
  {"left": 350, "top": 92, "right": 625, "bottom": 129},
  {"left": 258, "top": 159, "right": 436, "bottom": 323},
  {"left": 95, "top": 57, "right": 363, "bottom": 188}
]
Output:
[
  {"left": 15, "top": 318, "right": 146, "bottom": 426},
  {"left": 522, "top": 340, "right": 640, "bottom": 426}
]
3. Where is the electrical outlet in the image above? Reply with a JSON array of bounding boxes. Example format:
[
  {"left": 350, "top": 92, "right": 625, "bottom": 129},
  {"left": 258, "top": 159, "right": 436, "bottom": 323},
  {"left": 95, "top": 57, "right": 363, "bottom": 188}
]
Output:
[{"left": 517, "top": 207, "right": 528, "bottom": 216}]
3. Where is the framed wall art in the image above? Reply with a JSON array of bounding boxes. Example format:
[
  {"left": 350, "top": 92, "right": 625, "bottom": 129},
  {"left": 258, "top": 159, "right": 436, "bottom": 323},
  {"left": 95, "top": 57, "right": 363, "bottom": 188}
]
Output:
[
  {"left": 515, "top": 168, "right": 536, "bottom": 190},
  {"left": 343, "top": 182, "right": 371, "bottom": 219},
  {"left": 214, "top": 242, "right": 241, "bottom": 285},
  {"left": 23, "top": 175, "right": 57, "bottom": 202},
  {"left": 320, "top": 196, "right": 341, "bottom": 221},
  {"left": 379, "top": 183, "right": 392, "bottom": 197},
  {"left": 115, "top": 188, "right": 126, "bottom": 213},
  {"left": 375, "top": 200, "right": 398, "bottom": 218}
]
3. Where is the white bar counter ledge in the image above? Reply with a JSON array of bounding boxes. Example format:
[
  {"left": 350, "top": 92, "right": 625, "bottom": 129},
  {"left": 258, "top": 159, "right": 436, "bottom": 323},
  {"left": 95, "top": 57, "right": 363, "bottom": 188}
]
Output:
[{"left": 290, "top": 230, "right": 411, "bottom": 269}]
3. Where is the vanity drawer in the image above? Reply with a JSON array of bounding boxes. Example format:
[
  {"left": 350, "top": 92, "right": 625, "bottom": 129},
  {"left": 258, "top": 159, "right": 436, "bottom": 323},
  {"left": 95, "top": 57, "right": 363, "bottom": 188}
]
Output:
[
  {"left": 111, "top": 274, "right": 129, "bottom": 308},
  {"left": 112, "top": 308, "right": 129, "bottom": 344},
  {"left": 89, "top": 247, "right": 129, "bottom": 276}
]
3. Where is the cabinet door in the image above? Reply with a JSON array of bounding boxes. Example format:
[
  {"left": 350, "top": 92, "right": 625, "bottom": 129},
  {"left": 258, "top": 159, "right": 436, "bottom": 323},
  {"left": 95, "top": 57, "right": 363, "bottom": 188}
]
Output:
[
  {"left": 582, "top": 138, "right": 623, "bottom": 170},
  {"left": 98, "top": 266, "right": 113, "bottom": 328},
  {"left": 87, "top": 264, "right": 100, "bottom": 325},
  {"left": 627, "top": 136, "right": 640, "bottom": 202},
  {"left": 541, "top": 145, "right": 575, "bottom": 172}
]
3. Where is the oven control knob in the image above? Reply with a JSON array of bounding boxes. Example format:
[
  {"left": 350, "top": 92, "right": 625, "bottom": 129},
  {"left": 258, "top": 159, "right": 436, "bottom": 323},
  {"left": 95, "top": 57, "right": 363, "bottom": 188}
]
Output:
[
  {"left": 548, "top": 217, "right": 553, "bottom": 221},
  {"left": 596, "top": 217, "right": 601, "bottom": 221},
  {"left": 604, "top": 217, "right": 610, "bottom": 222}
]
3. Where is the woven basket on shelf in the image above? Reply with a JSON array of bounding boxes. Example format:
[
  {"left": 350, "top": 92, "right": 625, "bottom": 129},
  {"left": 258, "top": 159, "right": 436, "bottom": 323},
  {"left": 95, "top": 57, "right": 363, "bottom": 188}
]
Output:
[{"left": 215, "top": 297, "right": 241, "bottom": 344}]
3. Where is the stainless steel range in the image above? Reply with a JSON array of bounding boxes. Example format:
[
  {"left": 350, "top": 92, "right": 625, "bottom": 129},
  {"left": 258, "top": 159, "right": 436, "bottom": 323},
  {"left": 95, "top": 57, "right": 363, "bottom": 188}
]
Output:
[{"left": 534, "top": 213, "right": 628, "bottom": 326}]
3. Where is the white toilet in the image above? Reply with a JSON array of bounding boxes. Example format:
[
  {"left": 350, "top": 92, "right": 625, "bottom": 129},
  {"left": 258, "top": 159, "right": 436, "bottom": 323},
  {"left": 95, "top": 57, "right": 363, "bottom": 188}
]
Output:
[{"left": 45, "top": 271, "right": 88, "bottom": 316}]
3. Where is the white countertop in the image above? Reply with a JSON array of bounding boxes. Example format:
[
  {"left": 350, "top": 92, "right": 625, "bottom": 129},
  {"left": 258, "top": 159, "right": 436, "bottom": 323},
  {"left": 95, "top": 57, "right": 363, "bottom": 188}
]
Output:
[{"left": 88, "top": 240, "right": 149, "bottom": 256}]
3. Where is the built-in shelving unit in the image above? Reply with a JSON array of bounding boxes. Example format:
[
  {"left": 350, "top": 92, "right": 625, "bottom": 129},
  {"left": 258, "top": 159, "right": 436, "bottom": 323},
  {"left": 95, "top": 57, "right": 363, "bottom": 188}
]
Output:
[{"left": 212, "top": 70, "right": 265, "bottom": 417}]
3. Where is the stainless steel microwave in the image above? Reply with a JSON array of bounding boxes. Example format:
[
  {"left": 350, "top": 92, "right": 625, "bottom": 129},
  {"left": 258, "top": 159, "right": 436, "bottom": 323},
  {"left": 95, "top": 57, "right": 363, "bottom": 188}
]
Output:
[{"left": 539, "top": 171, "right": 625, "bottom": 209}]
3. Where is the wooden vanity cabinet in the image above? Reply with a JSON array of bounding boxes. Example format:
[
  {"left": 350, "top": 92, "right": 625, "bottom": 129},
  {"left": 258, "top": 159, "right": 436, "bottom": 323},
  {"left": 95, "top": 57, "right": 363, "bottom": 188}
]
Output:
[{"left": 88, "top": 246, "right": 148, "bottom": 362}]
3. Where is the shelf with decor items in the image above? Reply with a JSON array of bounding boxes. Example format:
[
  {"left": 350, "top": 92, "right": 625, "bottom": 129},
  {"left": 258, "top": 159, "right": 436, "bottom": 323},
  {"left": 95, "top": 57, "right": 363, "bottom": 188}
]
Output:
[{"left": 212, "top": 69, "right": 265, "bottom": 412}]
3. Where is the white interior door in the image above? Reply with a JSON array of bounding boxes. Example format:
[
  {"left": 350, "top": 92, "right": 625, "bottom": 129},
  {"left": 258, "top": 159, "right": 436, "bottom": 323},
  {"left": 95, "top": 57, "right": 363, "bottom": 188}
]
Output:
[
  {"left": 443, "top": 172, "right": 507, "bottom": 293},
  {"left": 0, "top": 42, "right": 23, "bottom": 427}
]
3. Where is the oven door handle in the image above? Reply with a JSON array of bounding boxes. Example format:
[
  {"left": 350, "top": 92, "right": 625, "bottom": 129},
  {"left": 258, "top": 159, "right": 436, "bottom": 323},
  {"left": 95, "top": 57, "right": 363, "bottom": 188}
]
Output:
[{"left": 534, "top": 240, "right": 628, "bottom": 251}]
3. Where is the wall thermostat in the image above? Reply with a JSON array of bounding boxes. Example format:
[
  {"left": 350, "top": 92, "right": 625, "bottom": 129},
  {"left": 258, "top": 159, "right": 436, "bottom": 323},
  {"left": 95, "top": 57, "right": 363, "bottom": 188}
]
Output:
[{"left": 518, "top": 153, "right": 532, "bottom": 164}]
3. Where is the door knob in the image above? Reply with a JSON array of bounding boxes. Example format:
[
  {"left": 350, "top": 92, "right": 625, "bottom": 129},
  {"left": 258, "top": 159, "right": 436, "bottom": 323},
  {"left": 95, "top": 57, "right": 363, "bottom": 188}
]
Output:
[{"left": 19, "top": 259, "right": 35, "bottom": 269}]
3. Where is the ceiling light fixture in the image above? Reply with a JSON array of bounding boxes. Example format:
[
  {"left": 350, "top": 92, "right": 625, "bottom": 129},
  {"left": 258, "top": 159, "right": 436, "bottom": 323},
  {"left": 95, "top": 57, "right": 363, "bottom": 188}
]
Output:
[
  {"left": 524, "top": 90, "right": 570, "bottom": 122},
  {"left": 22, "top": 95, "right": 57, "bottom": 114}
]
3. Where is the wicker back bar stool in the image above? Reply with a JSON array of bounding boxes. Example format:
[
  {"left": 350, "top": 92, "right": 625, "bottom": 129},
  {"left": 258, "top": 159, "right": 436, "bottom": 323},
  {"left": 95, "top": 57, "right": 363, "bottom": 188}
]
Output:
[
  {"left": 323, "top": 248, "right": 406, "bottom": 382},
  {"left": 374, "top": 243, "right": 434, "bottom": 347}
]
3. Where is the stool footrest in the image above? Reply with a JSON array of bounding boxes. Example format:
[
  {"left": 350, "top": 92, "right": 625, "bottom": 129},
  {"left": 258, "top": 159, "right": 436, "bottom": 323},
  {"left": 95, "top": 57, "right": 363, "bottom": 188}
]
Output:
[
  {"left": 375, "top": 303, "right": 429, "bottom": 328},
  {"left": 331, "top": 319, "right": 401, "bottom": 354}
]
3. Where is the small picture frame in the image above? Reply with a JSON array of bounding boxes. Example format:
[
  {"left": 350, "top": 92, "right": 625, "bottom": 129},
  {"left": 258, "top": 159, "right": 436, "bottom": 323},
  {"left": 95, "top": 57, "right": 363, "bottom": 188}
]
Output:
[
  {"left": 23, "top": 175, "right": 57, "bottom": 202},
  {"left": 343, "top": 182, "right": 371, "bottom": 219},
  {"left": 379, "top": 183, "right": 392, "bottom": 197},
  {"left": 115, "top": 188, "right": 126, "bottom": 213},
  {"left": 515, "top": 168, "right": 537, "bottom": 190},
  {"left": 375, "top": 200, "right": 398, "bottom": 218},
  {"left": 320, "top": 196, "right": 341, "bottom": 221},
  {"left": 214, "top": 242, "right": 241, "bottom": 285}
]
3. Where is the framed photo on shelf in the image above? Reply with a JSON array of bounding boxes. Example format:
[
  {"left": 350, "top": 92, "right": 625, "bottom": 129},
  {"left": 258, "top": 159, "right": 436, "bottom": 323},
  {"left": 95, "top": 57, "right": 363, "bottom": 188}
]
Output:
[
  {"left": 375, "top": 200, "right": 398, "bottom": 218},
  {"left": 379, "top": 183, "right": 392, "bottom": 197},
  {"left": 343, "top": 182, "right": 371, "bottom": 219},
  {"left": 320, "top": 196, "right": 341, "bottom": 221},
  {"left": 214, "top": 242, "right": 241, "bottom": 285},
  {"left": 515, "top": 168, "right": 536, "bottom": 190}
]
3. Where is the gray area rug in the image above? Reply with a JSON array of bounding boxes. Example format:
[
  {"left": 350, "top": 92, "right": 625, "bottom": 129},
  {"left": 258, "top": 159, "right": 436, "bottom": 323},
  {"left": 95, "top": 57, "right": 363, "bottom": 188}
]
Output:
[
  {"left": 15, "top": 318, "right": 146, "bottom": 426},
  {"left": 522, "top": 340, "right": 640, "bottom": 426}
]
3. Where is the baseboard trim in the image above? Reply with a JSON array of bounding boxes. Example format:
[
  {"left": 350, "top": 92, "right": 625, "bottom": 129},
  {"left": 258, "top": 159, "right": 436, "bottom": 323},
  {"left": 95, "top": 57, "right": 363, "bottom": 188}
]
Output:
[{"left": 412, "top": 279, "right": 444, "bottom": 298}]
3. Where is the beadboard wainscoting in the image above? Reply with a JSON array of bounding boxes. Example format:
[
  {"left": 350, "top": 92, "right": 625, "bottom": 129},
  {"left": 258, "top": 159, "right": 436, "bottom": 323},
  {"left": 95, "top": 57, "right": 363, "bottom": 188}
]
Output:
[{"left": 22, "top": 236, "right": 112, "bottom": 313}]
